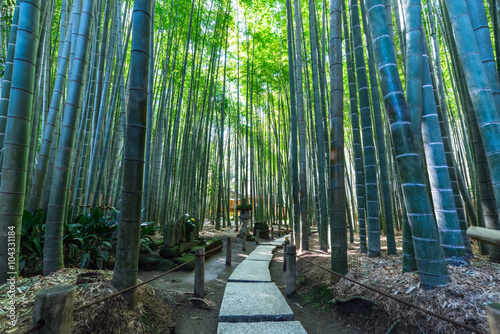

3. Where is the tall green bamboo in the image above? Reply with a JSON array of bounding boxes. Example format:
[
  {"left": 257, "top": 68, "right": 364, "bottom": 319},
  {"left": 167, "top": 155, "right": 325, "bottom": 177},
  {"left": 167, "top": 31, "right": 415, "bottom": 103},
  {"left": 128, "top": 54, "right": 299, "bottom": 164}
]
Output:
[
  {"left": 360, "top": 0, "right": 396, "bottom": 255},
  {"left": 0, "top": 0, "right": 41, "bottom": 284},
  {"left": 27, "top": 6, "right": 74, "bottom": 212},
  {"left": 294, "top": 0, "right": 309, "bottom": 250},
  {"left": 465, "top": 0, "right": 500, "bottom": 116},
  {"left": 0, "top": 0, "right": 20, "bottom": 186},
  {"left": 112, "top": 0, "right": 152, "bottom": 304},
  {"left": 286, "top": 0, "right": 300, "bottom": 249},
  {"left": 350, "top": 0, "right": 380, "bottom": 257},
  {"left": 421, "top": 42, "right": 469, "bottom": 265},
  {"left": 343, "top": 0, "right": 366, "bottom": 253},
  {"left": 43, "top": 0, "right": 93, "bottom": 276},
  {"left": 444, "top": 0, "right": 500, "bottom": 253},
  {"left": 329, "top": 0, "right": 347, "bottom": 275},
  {"left": 308, "top": 0, "right": 328, "bottom": 251},
  {"left": 365, "top": 0, "right": 450, "bottom": 287},
  {"left": 426, "top": 1, "right": 473, "bottom": 257}
]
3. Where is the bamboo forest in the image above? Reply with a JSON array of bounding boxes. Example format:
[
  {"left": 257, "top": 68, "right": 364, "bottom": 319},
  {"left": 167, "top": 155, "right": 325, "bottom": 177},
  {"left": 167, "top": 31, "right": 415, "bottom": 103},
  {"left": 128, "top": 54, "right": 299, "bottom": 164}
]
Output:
[{"left": 1, "top": 0, "right": 500, "bottom": 332}]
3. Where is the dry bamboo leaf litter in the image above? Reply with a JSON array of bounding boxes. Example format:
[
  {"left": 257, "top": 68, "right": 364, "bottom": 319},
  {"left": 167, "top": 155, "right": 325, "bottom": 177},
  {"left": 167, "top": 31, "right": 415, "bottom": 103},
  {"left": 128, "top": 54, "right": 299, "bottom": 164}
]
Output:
[
  {"left": 0, "top": 223, "right": 240, "bottom": 334},
  {"left": 297, "top": 234, "right": 499, "bottom": 334},
  {"left": 0, "top": 268, "right": 185, "bottom": 334}
]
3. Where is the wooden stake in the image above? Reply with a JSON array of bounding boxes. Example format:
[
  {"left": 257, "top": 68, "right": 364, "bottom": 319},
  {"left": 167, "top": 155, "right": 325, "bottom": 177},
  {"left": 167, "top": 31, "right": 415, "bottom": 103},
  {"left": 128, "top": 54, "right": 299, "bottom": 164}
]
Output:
[
  {"left": 194, "top": 248, "right": 205, "bottom": 298},
  {"left": 226, "top": 237, "right": 232, "bottom": 265},
  {"left": 256, "top": 229, "right": 260, "bottom": 245},
  {"left": 487, "top": 303, "right": 500, "bottom": 334},
  {"left": 286, "top": 245, "right": 296, "bottom": 298},
  {"left": 31, "top": 285, "right": 76, "bottom": 334},
  {"left": 283, "top": 239, "right": 290, "bottom": 271}
]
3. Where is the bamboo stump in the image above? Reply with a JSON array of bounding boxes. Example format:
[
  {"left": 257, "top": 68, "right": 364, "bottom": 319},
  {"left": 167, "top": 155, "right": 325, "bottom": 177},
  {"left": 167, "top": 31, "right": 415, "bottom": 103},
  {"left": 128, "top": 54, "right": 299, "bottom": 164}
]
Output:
[
  {"left": 226, "top": 237, "right": 232, "bottom": 265},
  {"left": 31, "top": 285, "right": 76, "bottom": 334},
  {"left": 286, "top": 245, "right": 296, "bottom": 298},
  {"left": 487, "top": 303, "right": 500, "bottom": 334},
  {"left": 194, "top": 248, "right": 205, "bottom": 298}
]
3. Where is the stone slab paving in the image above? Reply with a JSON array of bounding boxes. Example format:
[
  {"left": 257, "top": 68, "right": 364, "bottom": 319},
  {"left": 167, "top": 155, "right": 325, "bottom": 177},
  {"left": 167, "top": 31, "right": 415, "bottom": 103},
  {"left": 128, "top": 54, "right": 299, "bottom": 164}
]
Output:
[
  {"left": 228, "top": 259, "right": 271, "bottom": 282},
  {"left": 258, "top": 242, "right": 283, "bottom": 248},
  {"left": 261, "top": 235, "right": 288, "bottom": 248},
  {"left": 218, "top": 282, "right": 294, "bottom": 322},
  {"left": 218, "top": 234, "right": 307, "bottom": 332},
  {"left": 217, "top": 321, "right": 307, "bottom": 334},
  {"left": 253, "top": 245, "right": 277, "bottom": 254},
  {"left": 243, "top": 245, "right": 276, "bottom": 261},
  {"left": 245, "top": 251, "right": 273, "bottom": 262}
]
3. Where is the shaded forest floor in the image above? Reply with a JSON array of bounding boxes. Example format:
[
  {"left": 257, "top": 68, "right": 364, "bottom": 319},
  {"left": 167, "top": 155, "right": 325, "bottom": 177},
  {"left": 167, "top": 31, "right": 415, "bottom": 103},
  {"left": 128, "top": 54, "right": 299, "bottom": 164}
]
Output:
[
  {"left": 296, "top": 230, "right": 500, "bottom": 333},
  {"left": 1, "top": 222, "right": 499, "bottom": 333}
]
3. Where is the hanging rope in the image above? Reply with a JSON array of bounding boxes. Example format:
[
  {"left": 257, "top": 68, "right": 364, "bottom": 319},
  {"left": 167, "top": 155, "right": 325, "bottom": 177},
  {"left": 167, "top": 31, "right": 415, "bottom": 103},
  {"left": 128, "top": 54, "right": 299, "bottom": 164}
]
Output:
[
  {"left": 296, "top": 253, "right": 483, "bottom": 334},
  {"left": 21, "top": 243, "right": 224, "bottom": 334}
]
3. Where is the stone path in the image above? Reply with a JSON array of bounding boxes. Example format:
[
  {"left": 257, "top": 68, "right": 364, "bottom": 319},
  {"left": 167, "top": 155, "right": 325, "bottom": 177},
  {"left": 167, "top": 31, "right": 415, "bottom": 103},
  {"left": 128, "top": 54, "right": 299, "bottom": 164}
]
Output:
[{"left": 217, "top": 237, "right": 308, "bottom": 334}]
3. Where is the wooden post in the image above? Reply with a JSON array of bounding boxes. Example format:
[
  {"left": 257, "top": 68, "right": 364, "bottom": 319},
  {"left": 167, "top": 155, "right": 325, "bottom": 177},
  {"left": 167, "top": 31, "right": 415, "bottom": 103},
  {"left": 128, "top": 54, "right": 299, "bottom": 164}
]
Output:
[
  {"left": 283, "top": 239, "right": 290, "bottom": 271},
  {"left": 271, "top": 226, "right": 274, "bottom": 240},
  {"left": 290, "top": 228, "right": 294, "bottom": 246},
  {"left": 226, "top": 237, "right": 232, "bottom": 265},
  {"left": 285, "top": 245, "right": 296, "bottom": 298},
  {"left": 256, "top": 229, "right": 260, "bottom": 245},
  {"left": 487, "top": 303, "right": 500, "bottom": 334},
  {"left": 194, "top": 248, "right": 205, "bottom": 298},
  {"left": 242, "top": 231, "right": 247, "bottom": 251},
  {"left": 31, "top": 285, "right": 76, "bottom": 334}
]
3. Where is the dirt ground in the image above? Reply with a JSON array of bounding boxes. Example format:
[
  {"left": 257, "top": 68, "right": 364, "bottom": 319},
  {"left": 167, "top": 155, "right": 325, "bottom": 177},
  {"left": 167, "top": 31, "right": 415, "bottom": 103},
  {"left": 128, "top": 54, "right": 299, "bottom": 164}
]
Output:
[
  {"left": 2, "top": 222, "right": 497, "bottom": 333},
  {"left": 164, "top": 223, "right": 358, "bottom": 334},
  {"left": 167, "top": 223, "right": 498, "bottom": 334},
  {"left": 172, "top": 230, "right": 258, "bottom": 333},
  {"left": 269, "top": 244, "right": 361, "bottom": 334},
  {"left": 293, "top": 230, "right": 499, "bottom": 334}
]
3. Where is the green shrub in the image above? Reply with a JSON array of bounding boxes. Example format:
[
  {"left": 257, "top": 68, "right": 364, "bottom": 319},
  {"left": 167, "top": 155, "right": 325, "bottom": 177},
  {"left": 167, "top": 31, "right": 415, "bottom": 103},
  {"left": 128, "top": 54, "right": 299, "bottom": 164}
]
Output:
[
  {"left": 140, "top": 221, "right": 161, "bottom": 253},
  {"left": 64, "top": 207, "right": 117, "bottom": 269},
  {"left": 20, "top": 210, "right": 45, "bottom": 274}
]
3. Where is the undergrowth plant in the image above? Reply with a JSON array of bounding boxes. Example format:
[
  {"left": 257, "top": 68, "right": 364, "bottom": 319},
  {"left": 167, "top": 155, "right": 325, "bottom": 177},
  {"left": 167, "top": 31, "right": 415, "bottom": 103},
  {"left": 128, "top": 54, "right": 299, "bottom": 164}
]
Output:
[
  {"left": 20, "top": 210, "right": 45, "bottom": 274},
  {"left": 64, "top": 207, "right": 117, "bottom": 269}
]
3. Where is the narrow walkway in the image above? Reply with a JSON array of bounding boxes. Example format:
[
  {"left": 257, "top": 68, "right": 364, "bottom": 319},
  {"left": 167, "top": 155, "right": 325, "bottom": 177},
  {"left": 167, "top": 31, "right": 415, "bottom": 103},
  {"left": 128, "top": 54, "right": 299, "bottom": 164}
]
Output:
[{"left": 217, "top": 237, "right": 308, "bottom": 333}]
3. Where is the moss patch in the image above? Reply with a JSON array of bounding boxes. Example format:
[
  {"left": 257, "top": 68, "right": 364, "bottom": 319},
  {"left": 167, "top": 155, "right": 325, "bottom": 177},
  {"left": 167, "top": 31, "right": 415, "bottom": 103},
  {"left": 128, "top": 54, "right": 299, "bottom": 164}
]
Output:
[
  {"left": 159, "top": 246, "right": 181, "bottom": 259},
  {"left": 172, "top": 254, "right": 196, "bottom": 271}
]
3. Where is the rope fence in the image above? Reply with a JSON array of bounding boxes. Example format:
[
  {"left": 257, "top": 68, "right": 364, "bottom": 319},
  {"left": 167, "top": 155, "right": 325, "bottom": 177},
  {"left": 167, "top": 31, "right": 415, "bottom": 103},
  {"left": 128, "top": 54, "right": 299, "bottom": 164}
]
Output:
[
  {"left": 21, "top": 243, "right": 224, "bottom": 334},
  {"left": 20, "top": 235, "right": 488, "bottom": 334},
  {"left": 294, "top": 251, "right": 484, "bottom": 334}
]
